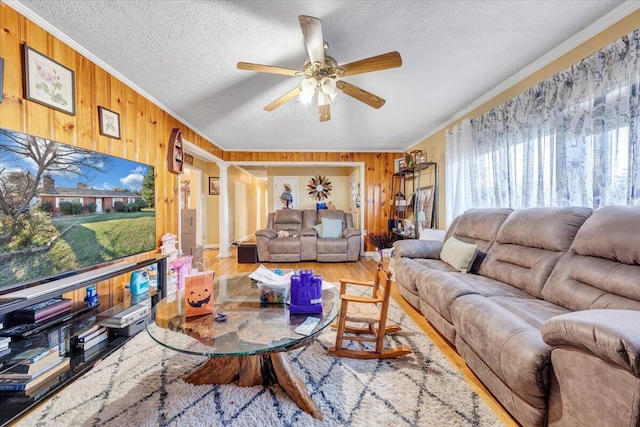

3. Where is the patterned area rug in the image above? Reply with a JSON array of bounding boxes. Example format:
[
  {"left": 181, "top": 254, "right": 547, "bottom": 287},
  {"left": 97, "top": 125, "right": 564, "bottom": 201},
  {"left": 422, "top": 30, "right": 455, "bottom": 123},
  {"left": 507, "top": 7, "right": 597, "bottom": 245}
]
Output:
[{"left": 18, "top": 296, "right": 503, "bottom": 427}]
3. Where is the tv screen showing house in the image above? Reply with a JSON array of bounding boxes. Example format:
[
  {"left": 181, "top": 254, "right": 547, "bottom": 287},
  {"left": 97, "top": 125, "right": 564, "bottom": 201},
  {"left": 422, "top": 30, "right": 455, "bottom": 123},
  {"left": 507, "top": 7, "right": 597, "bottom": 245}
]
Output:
[{"left": 0, "top": 128, "right": 156, "bottom": 291}]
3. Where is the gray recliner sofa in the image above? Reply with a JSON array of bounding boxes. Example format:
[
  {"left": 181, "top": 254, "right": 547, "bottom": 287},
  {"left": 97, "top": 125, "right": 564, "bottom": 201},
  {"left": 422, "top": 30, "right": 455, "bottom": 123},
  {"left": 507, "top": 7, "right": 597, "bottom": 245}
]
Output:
[
  {"left": 255, "top": 209, "right": 361, "bottom": 263},
  {"left": 394, "top": 205, "right": 640, "bottom": 427}
]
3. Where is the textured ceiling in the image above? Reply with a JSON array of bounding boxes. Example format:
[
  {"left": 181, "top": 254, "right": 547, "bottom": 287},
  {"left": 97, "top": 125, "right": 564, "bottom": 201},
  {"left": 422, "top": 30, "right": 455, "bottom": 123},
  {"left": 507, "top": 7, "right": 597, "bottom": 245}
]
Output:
[{"left": 10, "top": 1, "right": 632, "bottom": 152}]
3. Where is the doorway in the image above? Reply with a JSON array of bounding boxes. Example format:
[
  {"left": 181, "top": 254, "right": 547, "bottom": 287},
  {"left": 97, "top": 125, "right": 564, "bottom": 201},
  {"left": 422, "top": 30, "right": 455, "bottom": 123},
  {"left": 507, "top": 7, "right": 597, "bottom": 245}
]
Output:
[{"left": 181, "top": 165, "right": 204, "bottom": 258}]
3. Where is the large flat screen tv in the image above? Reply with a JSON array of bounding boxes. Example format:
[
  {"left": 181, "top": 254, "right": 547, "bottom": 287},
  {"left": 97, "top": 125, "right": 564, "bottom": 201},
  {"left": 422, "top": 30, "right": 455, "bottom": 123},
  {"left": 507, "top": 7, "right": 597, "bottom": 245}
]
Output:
[{"left": 0, "top": 128, "right": 156, "bottom": 293}]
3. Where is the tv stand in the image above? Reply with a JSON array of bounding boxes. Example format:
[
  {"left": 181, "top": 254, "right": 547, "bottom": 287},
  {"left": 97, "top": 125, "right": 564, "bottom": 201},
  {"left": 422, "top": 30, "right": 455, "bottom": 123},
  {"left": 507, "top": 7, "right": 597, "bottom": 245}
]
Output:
[{"left": 0, "top": 256, "right": 167, "bottom": 426}]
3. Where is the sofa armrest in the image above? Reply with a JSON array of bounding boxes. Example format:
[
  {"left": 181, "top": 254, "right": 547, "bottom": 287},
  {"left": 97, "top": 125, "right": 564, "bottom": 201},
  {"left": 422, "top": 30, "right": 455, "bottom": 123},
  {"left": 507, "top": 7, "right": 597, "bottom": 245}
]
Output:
[
  {"left": 255, "top": 228, "right": 277, "bottom": 239},
  {"left": 393, "top": 239, "right": 443, "bottom": 259},
  {"left": 343, "top": 228, "right": 361, "bottom": 239},
  {"left": 301, "top": 228, "right": 317, "bottom": 237},
  {"left": 541, "top": 309, "right": 640, "bottom": 374}
]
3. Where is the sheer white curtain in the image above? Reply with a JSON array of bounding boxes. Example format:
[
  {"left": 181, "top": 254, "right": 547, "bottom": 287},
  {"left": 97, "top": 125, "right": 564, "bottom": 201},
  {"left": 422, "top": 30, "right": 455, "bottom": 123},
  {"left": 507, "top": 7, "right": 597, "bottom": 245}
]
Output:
[
  {"left": 446, "top": 27, "right": 640, "bottom": 219},
  {"left": 445, "top": 119, "right": 474, "bottom": 226}
]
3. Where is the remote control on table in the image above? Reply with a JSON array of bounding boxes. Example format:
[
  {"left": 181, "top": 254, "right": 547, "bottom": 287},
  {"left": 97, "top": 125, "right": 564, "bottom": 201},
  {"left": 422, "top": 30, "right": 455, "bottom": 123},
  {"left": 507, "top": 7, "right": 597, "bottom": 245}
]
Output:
[{"left": 294, "top": 316, "right": 321, "bottom": 336}]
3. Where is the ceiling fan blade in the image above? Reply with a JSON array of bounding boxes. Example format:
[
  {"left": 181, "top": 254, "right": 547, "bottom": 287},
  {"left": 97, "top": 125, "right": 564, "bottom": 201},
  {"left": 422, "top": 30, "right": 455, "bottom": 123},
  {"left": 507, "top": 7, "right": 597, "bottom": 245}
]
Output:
[
  {"left": 318, "top": 104, "right": 331, "bottom": 122},
  {"left": 264, "top": 87, "right": 302, "bottom": 111},
  {"left": 338, "top": 51, "right": 402, "bottom": 77},
  {"left": 336, "top": 81, "right": 386, "bottom": 109},
  {"left": 299, "top": 15, "right": 325, "bottom": 65},
  {"left": 237, "top": 62, "right": 300, "bottom": 76}
]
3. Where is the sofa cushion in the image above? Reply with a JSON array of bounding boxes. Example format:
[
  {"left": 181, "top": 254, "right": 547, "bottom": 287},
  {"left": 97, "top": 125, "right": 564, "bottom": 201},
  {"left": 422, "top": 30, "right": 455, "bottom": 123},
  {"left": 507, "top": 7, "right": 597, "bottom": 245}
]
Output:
[
  {"left": 451, "top": 294, "right": 569, "bottom": 407},
  {"left": 440, "top": 237, "right": 478, "bottom": 273},
  {"left": 541, "top": 206, "right": 640, "bottom": 311},
  {"left": 449, "top": 208, "right": 513, "bottom": 273},
  {"left": 321, "top": 218, "right": 343, "bottom": 238},
  {"left": 272, "top": 209, "right": 303, "bottom": 234},
  {"left": 478, "top": 207, "right": 591, "bottom": 298},
  {"left": 395, "top": 257, "right": 458, "bottom": 300},
  {"left": 317, "top": 237, "right": 347, "bottom": 254},
  {"left": 418, "top": 270, "right": 532, "bottom": 324},
  {"left": 318, "top": 209, "right": 350, "bottom": 228}
]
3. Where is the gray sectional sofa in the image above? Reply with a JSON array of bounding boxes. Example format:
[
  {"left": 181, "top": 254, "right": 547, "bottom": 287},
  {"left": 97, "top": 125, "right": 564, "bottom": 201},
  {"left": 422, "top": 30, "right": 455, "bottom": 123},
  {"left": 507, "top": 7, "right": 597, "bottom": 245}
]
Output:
[
  {"left": 394, "top": 206, "right": 640, "bottom": 427},
  {"left": 255, "top": 209, "right": 361, "bottom": 263}
]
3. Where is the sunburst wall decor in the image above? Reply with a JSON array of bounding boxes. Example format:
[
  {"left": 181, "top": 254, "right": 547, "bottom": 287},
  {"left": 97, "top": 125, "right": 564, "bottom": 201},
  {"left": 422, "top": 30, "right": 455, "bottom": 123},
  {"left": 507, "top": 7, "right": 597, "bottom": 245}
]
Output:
[{"left": 307, "top": 175, "right": 333, "bottom": 200}]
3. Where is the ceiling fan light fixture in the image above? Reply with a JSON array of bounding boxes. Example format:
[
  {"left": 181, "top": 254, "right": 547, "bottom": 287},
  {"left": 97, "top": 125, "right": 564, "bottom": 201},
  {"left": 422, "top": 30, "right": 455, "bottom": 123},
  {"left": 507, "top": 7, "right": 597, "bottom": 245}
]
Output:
[
  {"left": 299, "top": 89, "right": 315, "bottom": 104},
  {"left": 320, "top": 77, "right": 336, "bottom": 93},
  {"left": 300, "top": 77, "right": 318, "bottom": 93},
  {"left": 317, "top": 91, "right": 330, "bottom": 106}
]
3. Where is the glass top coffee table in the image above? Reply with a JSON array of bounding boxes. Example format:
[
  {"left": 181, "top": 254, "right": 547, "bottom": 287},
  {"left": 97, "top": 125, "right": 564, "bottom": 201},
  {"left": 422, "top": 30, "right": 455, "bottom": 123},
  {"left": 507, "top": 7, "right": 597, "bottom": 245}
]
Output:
[{"left": 147, "top": 272, "right": 339, "bottom": 420}]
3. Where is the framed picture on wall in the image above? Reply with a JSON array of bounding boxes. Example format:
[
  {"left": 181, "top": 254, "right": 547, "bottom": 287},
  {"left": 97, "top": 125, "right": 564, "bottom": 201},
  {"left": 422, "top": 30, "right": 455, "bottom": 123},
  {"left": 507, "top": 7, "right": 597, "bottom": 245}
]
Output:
[
  {"left": 414, "top": 185, "right": 435, "bottom": 229},
  {"left": 274, "top": 177, "right": 298, "bottom": 209},
  {"left": 98, "top": 106, "right": 121, "bottom": 139},
  {"left": 209, "top": 177, "right": 220, "bottom": 195},
  {"left": 22, "top": 44, "right": 76, "bottom": 115}
]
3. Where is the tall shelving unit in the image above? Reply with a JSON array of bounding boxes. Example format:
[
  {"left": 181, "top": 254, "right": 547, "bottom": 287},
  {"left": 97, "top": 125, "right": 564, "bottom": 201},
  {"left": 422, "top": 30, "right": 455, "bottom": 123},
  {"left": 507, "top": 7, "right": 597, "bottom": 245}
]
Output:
[{"left": 390, "top": 162, "right": 437, "bottom": 239}]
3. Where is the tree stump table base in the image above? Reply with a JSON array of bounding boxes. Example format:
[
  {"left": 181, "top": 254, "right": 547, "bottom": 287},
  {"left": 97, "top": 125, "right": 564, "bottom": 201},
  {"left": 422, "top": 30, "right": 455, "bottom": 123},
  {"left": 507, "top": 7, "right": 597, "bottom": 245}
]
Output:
[{"left": 183, "top": 353, "right": 322, "bottom": 420}]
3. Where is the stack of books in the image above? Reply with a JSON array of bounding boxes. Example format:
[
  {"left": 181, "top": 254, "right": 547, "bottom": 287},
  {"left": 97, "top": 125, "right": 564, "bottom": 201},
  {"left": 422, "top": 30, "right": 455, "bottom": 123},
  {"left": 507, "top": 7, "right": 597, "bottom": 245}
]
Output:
[
  {"left": 11, "top": 298, "right": 73, "bottom": 324},
  {"left": 75, "top": 325, "right": 108, "bottom": 352},
  {"left": 0, "top": 347, "right": 70, "bottom": 392},
  {"left": 0, "top": 336, "right": 10, "bottom": 358}
]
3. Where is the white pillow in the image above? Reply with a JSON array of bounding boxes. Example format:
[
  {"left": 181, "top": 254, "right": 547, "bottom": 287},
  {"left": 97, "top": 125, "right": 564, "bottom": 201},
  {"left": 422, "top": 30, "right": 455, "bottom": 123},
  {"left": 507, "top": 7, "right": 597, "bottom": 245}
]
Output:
[
  {"left": 313, "top": 223, "right": 323, "bottom": 236},
  {"left": 321, "top": 218, "right": 343, "bottom": 238},
  {"left": 440, "top": 237, "right": 478, "bottom": 273}
]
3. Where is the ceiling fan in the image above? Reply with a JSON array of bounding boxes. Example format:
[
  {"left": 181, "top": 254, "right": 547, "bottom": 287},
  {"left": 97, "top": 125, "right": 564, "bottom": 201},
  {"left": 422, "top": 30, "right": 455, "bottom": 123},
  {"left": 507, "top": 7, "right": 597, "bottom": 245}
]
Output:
[{"left": 237, "top": 15, "right": 402, "bottom": 122}]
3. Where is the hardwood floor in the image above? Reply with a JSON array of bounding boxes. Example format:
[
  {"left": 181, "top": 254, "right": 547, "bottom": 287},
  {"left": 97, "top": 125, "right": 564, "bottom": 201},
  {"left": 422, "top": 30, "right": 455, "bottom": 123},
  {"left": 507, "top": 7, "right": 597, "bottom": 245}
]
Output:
[{"left": 204, "top": 248, "right": 519, "bottom": 426}]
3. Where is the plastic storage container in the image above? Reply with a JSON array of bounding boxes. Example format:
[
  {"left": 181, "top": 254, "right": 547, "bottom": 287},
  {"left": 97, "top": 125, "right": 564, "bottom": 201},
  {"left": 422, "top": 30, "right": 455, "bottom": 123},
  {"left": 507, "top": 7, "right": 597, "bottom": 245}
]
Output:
[
  {"left": 289, "top": 271, "right": 323, "bottom": 314},
  {"left": 258, "top": 283, "right": 289, "bottom": 303}
]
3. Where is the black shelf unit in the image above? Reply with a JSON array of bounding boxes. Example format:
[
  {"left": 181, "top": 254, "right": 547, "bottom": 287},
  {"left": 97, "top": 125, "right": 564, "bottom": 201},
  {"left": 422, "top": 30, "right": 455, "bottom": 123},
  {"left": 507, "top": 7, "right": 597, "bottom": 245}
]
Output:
[
  {"left": 390, "top": 162, "right": 438, "bottom": 239},
  {"left": 0, "top": 256, "right": 166, "bottom": 426}
]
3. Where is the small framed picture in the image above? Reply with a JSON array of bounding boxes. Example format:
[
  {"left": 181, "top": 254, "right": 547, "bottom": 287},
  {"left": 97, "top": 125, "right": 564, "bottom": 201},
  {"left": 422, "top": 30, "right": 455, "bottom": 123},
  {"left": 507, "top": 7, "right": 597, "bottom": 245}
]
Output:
[
  {"left": 98, "top": 106, "right": 121, "bottom": 139},
  {"left": 209, "top": 177, "right": 220, "bottom": 195},
  {"left": 410, "top": 149, "right": 423, "bottom": 165},
  {"left": 398, "top": 158, "right": 407, "bottom": 170},
  {"left": 23, "top": 44, "right": 75, "bottom": 115}
]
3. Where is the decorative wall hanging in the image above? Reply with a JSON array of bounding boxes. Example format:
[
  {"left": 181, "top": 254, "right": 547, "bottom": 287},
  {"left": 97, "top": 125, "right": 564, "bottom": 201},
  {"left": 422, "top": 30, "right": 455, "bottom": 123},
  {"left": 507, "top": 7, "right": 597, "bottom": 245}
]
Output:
[
  {"left": 98, "top": 106, "right": 121, "bottom": 139},
  {"left": 23, "top": 44, "right": 75, "bottom": 115},
  {"left": 274, "top": 177, "right": 298, "bottom": 209},
  {"left": 167, "top": 128, "right": 183, "bottom": 174},
  {"left": 307, "top": 175, "right": 332, "bottom": 200},
  {"left": 209, "top": 177, "right": 220, "bottom": 195}
]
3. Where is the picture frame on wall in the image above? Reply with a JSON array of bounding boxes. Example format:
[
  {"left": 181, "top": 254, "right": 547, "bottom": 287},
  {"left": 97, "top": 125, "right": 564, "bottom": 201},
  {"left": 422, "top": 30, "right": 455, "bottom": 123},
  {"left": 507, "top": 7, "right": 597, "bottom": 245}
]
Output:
[
  {"left": 274, "top": 176, "right": 298, "bottom": 209},
  {"left": 22, "top": 44, "right": 75, "bottom": 115},
  {"left": 98, "top": 106, "right": 121, "bottom": 139},
  {"left": 414, "top": 185, "right": 435, "bottom": 229},
  {"left": 209, "top": 177, "right": 220, "bottom": 195}
]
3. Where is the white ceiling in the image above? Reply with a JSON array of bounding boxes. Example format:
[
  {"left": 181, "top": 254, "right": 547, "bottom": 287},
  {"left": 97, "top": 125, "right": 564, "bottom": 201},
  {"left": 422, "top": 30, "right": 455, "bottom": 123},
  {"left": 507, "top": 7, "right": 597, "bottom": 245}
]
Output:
[{"left": 9, "top": 1, "right": 636, "bottom": 152}]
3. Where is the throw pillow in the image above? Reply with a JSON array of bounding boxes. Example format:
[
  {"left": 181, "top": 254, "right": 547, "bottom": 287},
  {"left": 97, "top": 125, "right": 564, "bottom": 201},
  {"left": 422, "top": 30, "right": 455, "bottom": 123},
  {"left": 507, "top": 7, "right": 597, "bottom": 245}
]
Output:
[
  {"left": 313, "top": 223, "right": 323, "bottom": 236},
  {"left": 321, "top": 218, "right": 343, "bottom": 238},
  {"left": 440, "top": 237, "right": 478, "bottom": 273}
]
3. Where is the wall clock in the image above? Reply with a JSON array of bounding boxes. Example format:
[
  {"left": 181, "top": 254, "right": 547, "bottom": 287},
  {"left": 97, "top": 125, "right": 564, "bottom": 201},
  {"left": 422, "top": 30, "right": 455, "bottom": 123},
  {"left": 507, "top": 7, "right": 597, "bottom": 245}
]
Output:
[{"left": 307, "top": 175, "right": 332, "bottom": 200}]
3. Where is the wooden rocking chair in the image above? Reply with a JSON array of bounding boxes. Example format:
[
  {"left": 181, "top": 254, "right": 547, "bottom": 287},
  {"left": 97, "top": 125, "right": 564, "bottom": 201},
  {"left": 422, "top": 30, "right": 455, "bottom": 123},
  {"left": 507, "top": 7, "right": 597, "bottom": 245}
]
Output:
[{"left": 328, "top": 262, "right": 412, "bottom": 359}]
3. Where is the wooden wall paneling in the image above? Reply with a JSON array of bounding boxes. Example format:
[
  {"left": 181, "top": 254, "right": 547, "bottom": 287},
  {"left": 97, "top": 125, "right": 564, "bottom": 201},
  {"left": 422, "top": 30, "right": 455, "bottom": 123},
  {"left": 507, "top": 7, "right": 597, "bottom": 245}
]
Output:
[
  {"left": 123, "top": 85, "right": 137, "bottom": 159},
  {"left": 0, "top": 3, "right": 23, "bottom": 130},
  {"left": 75, "top": 55, "right": 96, "bottom": 149},
  {"left": 108, "top": 76, "right": 125, "bottom": 157},
  {"left": 50, "top": 35, "right": 76, "bottom": 146},
  {"left": 95, "top": 66, "right": 111, "bottom": 154},
  {"left": 23, "top": 20, "right": 52, "bottom": 139}
]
